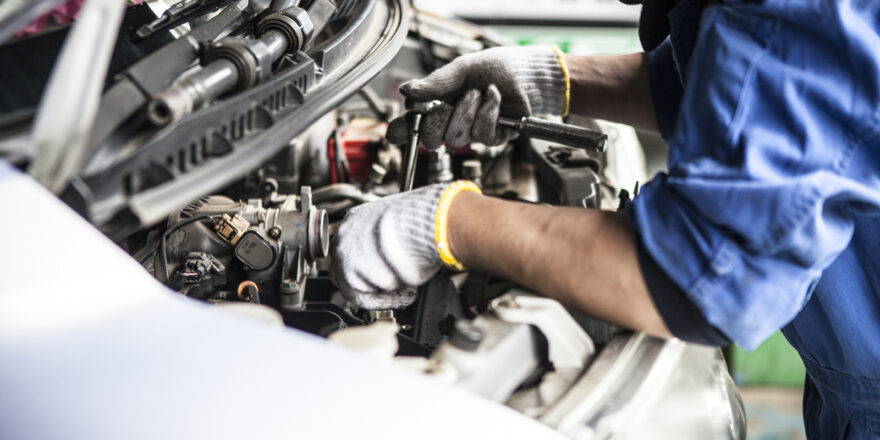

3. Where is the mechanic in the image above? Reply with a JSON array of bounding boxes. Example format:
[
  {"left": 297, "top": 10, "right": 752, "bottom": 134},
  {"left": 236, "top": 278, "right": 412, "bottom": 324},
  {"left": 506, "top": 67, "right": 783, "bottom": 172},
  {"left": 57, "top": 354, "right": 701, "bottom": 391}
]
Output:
[{"left": 330, "top": 1, "right": 880, "bottom": 437}]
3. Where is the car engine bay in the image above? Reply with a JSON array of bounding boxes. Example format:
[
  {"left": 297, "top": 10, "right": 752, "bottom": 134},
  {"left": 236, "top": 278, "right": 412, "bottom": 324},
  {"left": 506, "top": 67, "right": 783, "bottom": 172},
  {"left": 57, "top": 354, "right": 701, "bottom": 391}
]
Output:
[{"left": 0, "top": 1, "right": 746, "bottom": 438}]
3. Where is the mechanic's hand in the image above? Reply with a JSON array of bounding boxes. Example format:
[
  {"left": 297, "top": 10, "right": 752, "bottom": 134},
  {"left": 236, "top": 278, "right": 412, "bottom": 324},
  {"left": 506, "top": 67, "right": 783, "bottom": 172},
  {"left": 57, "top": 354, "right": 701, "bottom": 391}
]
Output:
[
  {"left": 330, "top": 181, "right": 481, "bottom": 310},
  {"left": 386, "top": 46, "right": 569, "bottom": 149}
]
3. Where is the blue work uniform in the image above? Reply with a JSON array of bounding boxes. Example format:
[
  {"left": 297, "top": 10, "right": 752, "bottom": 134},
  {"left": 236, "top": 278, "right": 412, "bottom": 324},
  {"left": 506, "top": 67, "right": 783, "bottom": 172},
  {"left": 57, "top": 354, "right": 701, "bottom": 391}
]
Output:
[{"left": 629, "top": 0, "right": 880, "bottom": 437}]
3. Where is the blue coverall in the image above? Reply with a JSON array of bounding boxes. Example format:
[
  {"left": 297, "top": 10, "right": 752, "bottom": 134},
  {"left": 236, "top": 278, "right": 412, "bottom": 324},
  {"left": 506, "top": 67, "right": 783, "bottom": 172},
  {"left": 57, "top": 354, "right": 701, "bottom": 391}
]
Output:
[{"left": 629, "top": 0, "right": 880, "bottom": 437}]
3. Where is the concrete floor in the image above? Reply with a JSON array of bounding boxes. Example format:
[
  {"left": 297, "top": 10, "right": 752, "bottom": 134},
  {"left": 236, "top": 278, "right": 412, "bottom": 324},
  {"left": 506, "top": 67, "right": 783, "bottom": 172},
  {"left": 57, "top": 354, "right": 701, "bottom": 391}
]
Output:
[{"left": 741, "top": 387, "right": 806, "bottom": 440}]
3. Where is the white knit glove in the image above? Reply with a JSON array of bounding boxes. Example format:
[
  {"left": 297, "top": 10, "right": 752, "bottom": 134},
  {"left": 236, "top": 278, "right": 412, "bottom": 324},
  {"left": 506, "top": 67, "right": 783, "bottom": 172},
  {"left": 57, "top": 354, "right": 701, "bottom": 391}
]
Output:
[
  {"left": 386, "top": 46, "right": 570, "bottom": 149},
  {"left": 330, "top": 182, "right": 480, "bottom": 310}
]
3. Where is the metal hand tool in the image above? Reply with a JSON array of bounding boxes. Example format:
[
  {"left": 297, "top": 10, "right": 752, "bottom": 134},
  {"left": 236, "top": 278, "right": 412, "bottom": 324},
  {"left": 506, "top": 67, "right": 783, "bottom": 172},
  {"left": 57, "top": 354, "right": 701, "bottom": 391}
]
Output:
[
  {"left": 399, "top": 100, "right": 437, "bottom": 192},
  {"left": 397, "top": 102, "right": 607, "bottom": 192},
  {"left": 497, "top": 116, "right": 607, "bottom": 153}
]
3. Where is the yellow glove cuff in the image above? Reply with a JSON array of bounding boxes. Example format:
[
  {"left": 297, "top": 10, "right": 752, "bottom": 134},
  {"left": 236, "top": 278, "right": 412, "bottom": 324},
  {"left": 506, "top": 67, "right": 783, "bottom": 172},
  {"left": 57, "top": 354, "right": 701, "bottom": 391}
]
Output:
[
  {"left": 435, "top": 180, "right": 482, "bottom": 271},
  {"left": 551, "top": 45, "right": 571, "bottom": 117}
]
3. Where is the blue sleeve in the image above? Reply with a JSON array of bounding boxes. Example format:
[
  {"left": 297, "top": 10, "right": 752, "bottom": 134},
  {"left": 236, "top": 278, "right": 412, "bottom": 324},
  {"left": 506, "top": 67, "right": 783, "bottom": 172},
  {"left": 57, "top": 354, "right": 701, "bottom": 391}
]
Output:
[
  {"left": 646, "top": 38, "right": 683, "bottom": 141},
  {"left": 636, "top": 236, "right": 731, "bottom": 347},
  {"left": 630, "top": 2, "right": 880, "bottom": 350}
]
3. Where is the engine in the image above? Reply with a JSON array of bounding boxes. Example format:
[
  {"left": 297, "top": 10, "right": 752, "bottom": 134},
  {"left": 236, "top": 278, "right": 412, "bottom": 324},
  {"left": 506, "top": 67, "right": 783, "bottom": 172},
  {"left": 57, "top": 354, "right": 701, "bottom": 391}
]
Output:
[{"left": 157, "top": 187, "right": 328, "bottom": 309}]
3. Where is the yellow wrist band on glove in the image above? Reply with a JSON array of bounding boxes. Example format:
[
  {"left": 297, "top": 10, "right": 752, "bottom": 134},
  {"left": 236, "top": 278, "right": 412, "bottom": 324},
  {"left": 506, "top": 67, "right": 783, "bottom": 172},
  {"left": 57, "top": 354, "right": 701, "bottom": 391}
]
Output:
[
  {"left": 551, "top": 45, "right": 571, "bottom": 117},
  {"left": 435, "top": 180, "right": 482, "bottom": 271}
]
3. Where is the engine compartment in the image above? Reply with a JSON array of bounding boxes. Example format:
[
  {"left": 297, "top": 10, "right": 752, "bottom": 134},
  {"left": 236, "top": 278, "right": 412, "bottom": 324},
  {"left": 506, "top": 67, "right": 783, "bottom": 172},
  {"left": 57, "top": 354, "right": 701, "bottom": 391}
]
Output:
[
  {"left": 0, "top": 2, "right": 745, "bottom": 438},
  {"left": 106, "top": 11, "right": 644, "bottom": 413}
]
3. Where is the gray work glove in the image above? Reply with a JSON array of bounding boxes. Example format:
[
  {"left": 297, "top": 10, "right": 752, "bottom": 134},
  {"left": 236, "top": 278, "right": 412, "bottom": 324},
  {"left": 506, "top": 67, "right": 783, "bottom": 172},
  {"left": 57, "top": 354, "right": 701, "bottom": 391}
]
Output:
[
  {"left": 386, "top": 46, "right": 569, "bottom": 149},
  {"left": 330, "top": 181, "right": 480, "bottom": 310}
]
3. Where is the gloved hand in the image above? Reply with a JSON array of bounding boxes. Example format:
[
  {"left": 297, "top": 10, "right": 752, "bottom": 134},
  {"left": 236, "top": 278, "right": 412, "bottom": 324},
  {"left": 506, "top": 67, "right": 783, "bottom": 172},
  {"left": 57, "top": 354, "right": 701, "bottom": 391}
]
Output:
[
  {"left": 386, "top": 46, "right": 569, "bottom": 149},
  {"left": 330, "top": 181, "right": 481, "bottom": 310}
]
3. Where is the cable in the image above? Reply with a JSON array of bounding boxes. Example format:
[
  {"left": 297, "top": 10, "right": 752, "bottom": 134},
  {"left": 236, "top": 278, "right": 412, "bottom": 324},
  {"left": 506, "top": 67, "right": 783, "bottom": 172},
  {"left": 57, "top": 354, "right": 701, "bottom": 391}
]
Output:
[
  {"left": 478, "top": 142, "right": 513, "bottom": 187},
  {"left": 358, "top": 86, "right": 390, "bottom": 122}
]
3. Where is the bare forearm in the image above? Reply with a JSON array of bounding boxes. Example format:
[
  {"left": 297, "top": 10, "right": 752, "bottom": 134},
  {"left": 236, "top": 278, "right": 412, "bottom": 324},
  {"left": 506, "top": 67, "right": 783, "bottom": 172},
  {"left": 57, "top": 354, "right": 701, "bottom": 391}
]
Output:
[
  {"left": 447, "top": 192, "right": 670, "bottom": 337},
  {"left": 565, "top": 53, "right": 658, "bottom": 132}
]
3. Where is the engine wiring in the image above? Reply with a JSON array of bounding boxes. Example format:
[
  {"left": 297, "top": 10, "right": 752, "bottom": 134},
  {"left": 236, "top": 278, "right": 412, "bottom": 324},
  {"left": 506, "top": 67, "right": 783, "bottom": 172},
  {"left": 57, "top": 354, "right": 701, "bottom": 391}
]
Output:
[{"left": 160, "top": 214, "right": 220, "bottom": 283}]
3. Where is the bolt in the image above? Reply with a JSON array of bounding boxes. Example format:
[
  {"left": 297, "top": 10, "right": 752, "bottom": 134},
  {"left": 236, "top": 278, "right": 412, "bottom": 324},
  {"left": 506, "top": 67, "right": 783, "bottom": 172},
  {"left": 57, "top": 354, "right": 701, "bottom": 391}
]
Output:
[
  {"left": 368, "top": 163, "right": 388, "bottom": 185},
  {"left": 268, "top": 226, "right": 282, "bottom": 239},
  {"left": 462, "top": 159, "right": 482, "bottom": 181}
]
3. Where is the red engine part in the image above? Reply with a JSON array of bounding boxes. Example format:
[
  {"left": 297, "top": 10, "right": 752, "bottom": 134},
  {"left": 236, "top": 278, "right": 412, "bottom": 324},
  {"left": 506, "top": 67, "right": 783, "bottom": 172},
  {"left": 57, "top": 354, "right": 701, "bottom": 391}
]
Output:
[{"left": 328, "top": 118, "right": 386, "bottom": 183}]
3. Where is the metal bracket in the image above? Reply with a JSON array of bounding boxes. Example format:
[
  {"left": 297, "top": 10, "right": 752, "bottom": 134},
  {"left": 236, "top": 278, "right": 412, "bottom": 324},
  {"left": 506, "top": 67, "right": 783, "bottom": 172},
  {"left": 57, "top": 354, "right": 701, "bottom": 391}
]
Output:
[{"left": 490, "top": 291, "right": 595, "bottom": 371}]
